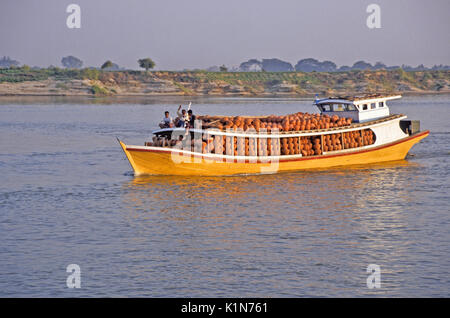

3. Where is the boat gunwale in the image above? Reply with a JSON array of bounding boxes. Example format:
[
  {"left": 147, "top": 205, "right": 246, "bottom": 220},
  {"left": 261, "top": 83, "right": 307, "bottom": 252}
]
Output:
[{"left": 124, "top": 130, "right": 429, "bottom": 164}]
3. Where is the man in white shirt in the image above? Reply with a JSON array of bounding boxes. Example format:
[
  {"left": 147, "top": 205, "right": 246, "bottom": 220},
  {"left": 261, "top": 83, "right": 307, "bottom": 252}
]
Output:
[
  {"left": 159, "top": 111, "right": 174, "bottom": 128},
  {"left": 177, "top": 103, "right": 192, "bottom": 128},
  {"left": 176, "top": 105, "right": 188, "bottom": 127}
]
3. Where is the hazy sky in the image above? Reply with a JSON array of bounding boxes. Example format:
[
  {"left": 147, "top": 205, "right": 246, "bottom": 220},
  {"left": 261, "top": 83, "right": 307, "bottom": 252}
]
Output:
[{"left": 1, "top": 0, "right": 449, "bottom": 70}]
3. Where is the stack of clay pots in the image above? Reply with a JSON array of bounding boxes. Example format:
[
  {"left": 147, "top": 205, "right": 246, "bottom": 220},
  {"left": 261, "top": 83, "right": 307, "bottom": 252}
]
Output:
[
  {"left": 147, "top": 124, "right": 375, "bottom": 157},
  {"left": 199, "top": 112, "right": 353, "bottom": 132},
  {"left": 221, "top": 136, "right": 263, "bottom": 156},
  {"left": 323, "top": 133, "right": 342, "bottom": 152},
  {"left": 362, "top": 129, "right": 375, "bottom": 146},
  {"left": 342, "top": 129, "right": 375, "bottom": 149},
  {"left": 194, "top": 135, "right": 282, "bottom": 156},
  {"left": 299, "top": 136, "right": 320, "bottom": 156}
]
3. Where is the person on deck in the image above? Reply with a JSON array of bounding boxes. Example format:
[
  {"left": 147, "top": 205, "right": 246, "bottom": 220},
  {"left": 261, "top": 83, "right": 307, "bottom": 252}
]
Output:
[
  {"left": 159, "top": 111, "right": 174, "bottom": 129},
  {"left": 187, "top": 109, "right": 196, "bottom": 128},
  {"left": 176, "top": 105, "right": 188, "bottom": 128}
]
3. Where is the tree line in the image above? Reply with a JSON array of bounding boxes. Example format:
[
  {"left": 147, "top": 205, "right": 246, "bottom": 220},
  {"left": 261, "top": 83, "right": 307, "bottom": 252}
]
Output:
[
  {"left": 235, "top": 58, "right": 450, "bottom": 73},
  {"left": 0, "top": 55, "right": 156, "bottom": 71},
  {"left": 2, "top": 55, "right": 449, "bottom": 73}
]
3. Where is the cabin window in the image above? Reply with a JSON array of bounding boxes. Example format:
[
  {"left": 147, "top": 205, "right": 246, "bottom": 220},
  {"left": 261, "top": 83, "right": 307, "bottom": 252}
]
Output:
[
  {"left": 370, "top": 103, "right": 376, "bottom": 109},
  {"left": 379, "top": 101, "right": 385, "bottom": 107},
  {"left": 321, "top": 104, "right": 332, "bottom": 111},
  {"left": 347, "top": 104, "right": 357, "bottom": 111},
  {"left": 333, "top": 104, "right": 345, "bottom": 111},
  {"left": 362, "top": 104, "right": 368, "bottom": 110}
]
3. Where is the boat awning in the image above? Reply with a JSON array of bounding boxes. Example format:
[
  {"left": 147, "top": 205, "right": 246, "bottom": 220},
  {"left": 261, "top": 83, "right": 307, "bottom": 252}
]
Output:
[{"left": 314, "top": 98, "right": 354, "bottom": 105}]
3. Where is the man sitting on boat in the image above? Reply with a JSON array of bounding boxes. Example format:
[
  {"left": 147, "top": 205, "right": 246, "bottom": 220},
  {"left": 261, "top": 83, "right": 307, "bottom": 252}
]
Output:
[{"left": 159, "top": 111, "right": 174, "bottom": 129}]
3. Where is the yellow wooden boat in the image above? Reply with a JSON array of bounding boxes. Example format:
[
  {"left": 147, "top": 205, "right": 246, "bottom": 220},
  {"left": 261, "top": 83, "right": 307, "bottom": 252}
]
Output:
[{"left": 119, "top": 94, "right": 429, "bottom": 176}]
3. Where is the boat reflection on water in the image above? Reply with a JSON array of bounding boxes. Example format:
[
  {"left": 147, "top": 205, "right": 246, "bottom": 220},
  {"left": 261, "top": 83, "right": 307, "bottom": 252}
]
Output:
[
  {"left": 121, "top": 159, "right": 421, "bottom": 222},
  {"left": 119, "top": 159, "right": 427, "bottom": 295}
]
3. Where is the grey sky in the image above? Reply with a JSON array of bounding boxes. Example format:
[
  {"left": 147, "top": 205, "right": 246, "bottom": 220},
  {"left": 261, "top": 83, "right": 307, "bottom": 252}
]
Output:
[{"left": 1, "top": 0, "right": 449, "bottom": 70}]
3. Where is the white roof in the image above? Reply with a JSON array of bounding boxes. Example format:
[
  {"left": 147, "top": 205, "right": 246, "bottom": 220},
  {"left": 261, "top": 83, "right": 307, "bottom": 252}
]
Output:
[{"left": 315, "top": 94, "right": 401, "bottom": 105}]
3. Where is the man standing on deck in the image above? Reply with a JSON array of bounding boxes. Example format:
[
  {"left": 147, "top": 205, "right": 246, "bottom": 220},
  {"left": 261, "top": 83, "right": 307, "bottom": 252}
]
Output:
[
  {"left": 176, "top": 105, "right": 188, "bottom": 128},
  {"left": 187, "top": 109, "right": 196, "bottom": 128},
  {"left": 181, "top": 102, "right": 192, "bottom": 128}
]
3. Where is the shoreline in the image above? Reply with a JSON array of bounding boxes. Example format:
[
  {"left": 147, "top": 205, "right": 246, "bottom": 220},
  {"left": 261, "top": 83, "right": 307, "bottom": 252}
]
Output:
[
  {"left": 1, "top": 92, "right": 448, "bottom": 107},
  {"left": 1, "top": 90, "right": 449, "bottom": 98},
  {"left": 1, "top": 69, "right": 449, "bottom": 98}
]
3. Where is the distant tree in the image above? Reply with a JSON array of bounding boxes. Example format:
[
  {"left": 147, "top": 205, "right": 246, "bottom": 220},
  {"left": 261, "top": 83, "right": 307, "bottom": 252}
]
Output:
[
  {"left": 338, "top": 65, "right": 352, "bottom": 72},
  {"left": 431, "top": 64, "right": 450, "bottom": 71},
  {"left": 239, "top": 59, "right": 262, "bottom": 72},
  {"left": 101, "top": 60, "right": 114, "bottom": 70},
  {"left": 401, "top": 64, "right": 415, "bottom": 71},
  {"left": 0, "top": 56, "right": 20, "bottom": 68},
  {"left": 61, "top": 56, "right": 83, "bottom": 69},
  {"left": 352, "top": 60, "right": 372, "bottom": 70},
  {"left": 138, "top": 58, "right": 155, "bottom": 71},
  {"left": 295, "top": 58, "right": 321, "bottom": 72},
  {"left": 219, "top": 65, "right": 228, "bottom": 72},
  {"left": 415, "top": 64, "right": 427, "bottom": 71},
  {"left": 104, "top": 62, "right": 120, "bottom": 71},
  {"left": 261, "top": 58, "right": 294, "bottom": 72},
  {"left": 373, "top": 62, "right": 387, "bottom": 70},
  {"left": 320, "top": 61, "right": 337, "bottom": 72}
]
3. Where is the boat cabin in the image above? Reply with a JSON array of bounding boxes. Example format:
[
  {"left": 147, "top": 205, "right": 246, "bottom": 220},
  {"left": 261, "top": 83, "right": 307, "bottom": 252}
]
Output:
[{"left": 314, "top": 94, "right": 401, "bottom": 123}]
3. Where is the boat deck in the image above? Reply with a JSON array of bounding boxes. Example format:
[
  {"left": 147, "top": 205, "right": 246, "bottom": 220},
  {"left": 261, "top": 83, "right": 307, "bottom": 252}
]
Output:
[{"left": 153, "top": 114, "right": 405, "bottom": 138}]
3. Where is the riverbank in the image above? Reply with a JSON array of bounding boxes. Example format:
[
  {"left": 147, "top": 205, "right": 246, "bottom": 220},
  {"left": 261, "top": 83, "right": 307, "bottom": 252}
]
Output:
[{"left": 0, "top": 68, "right": 449, "bottom": 97}]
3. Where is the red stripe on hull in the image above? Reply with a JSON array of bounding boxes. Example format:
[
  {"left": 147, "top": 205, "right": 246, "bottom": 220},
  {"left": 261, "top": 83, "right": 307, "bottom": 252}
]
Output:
[{"left": 126, "top": 130, "right": 429, "bottom": 164}]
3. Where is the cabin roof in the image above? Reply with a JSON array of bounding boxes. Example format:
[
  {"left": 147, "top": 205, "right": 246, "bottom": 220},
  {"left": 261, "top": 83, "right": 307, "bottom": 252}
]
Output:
[{"left": 315, "top": 93, "right": 401, "bottom": 104}]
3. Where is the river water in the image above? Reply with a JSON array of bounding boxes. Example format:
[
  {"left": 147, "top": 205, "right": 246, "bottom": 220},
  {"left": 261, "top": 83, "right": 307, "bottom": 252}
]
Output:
[{"left": 0, "top": 94, "right": 448, "bottom": 297}]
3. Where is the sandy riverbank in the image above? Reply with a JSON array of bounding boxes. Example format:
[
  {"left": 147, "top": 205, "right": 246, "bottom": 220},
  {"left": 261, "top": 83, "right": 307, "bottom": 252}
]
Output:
[{"left": 1, "top": 69, "right": 449, "bottom": 97}]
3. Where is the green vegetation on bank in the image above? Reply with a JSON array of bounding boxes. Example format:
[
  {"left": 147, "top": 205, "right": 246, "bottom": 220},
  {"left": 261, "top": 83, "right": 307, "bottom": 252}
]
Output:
[
  {"left": 0, "top": 66, "right": 449, "bottom": 96},
  {"left": 0, "top": 67, "right": 103, "bottom": 82},
  {"left": 90, "top": 84, "right": 110, "bottom": 95}
]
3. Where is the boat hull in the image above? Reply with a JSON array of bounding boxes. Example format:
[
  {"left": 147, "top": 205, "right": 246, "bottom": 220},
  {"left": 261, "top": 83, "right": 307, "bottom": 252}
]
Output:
[{"left": 119, "top": 130, "right": 429, "bottom": 176}]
